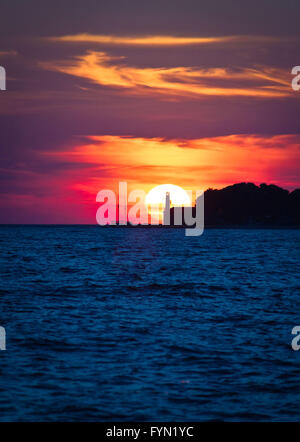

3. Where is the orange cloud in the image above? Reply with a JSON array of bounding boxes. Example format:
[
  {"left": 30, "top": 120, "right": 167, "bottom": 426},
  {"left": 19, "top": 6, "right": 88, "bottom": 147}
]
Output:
[
  {"left": 41, "top": 51, "right": 291, "bottom": 99},
  {"left": 47, "top": 33, "right": 289, "bottom": 46},
  {"left": 43, "top": 134, "right": 300, "bottom": 202}
]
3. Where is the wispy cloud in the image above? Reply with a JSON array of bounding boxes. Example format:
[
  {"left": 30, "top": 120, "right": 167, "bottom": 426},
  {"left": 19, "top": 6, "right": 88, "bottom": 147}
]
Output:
[
  {"left": 41, "top": 51, "right": 291, "bottom": 99},
  {"left": 47, "top": 33, "right": 289, "bottom": 46},
  {"left": 0, "top": 50, "right": 18, "bottom": 57}
]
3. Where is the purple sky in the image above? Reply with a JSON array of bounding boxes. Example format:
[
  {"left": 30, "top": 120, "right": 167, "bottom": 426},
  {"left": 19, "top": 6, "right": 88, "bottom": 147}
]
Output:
[{"left": 0, "top": 0, "right": 299, "bottom": 223}]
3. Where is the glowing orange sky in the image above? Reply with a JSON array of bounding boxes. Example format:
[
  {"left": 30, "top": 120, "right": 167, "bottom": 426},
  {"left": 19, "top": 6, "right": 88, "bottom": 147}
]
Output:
[{"left": 43, "top": 134, "right": 300, "bottom": 206}]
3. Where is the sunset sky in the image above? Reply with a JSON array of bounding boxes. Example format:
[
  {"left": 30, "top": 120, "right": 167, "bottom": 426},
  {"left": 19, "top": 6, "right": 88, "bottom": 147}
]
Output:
[{"left": 0, "top": 0, "right": 299, "bottom": 223}]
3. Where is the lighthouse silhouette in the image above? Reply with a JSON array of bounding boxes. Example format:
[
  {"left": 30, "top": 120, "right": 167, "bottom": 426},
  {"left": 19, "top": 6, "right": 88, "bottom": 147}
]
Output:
[{"left": 163, "top": 192, "right": 171, "bottom": 225}]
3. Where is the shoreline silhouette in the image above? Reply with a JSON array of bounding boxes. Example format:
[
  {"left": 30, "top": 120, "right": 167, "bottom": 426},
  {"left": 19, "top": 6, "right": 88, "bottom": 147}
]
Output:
[
  {"left": 174, "top": 182, "right": 300, "bottom": 227},
  {"left": 112, "top": 182, "right": 300, "bottom": 228}
]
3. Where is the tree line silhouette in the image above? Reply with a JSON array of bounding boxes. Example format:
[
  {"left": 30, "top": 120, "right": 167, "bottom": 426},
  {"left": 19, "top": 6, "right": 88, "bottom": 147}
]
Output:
[{"left": 170, "top": 183, "right": 300, "bottom": 227}]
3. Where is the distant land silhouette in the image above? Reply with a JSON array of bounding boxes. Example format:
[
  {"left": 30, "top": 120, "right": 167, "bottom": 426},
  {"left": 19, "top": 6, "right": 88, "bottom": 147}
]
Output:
[{"left": 169, "top": 182, "right": 300, "bottom": 227}]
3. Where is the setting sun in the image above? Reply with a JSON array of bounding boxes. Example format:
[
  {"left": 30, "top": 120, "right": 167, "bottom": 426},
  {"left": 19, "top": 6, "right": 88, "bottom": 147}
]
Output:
[{"left": 145, "top": 184, "right": 191, "bottom": 207}]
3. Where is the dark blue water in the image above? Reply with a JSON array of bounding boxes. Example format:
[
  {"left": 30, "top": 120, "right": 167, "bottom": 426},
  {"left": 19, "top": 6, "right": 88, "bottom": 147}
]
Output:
[{"left": 0, "top": 226, "right": 299, "bottom": 421}]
